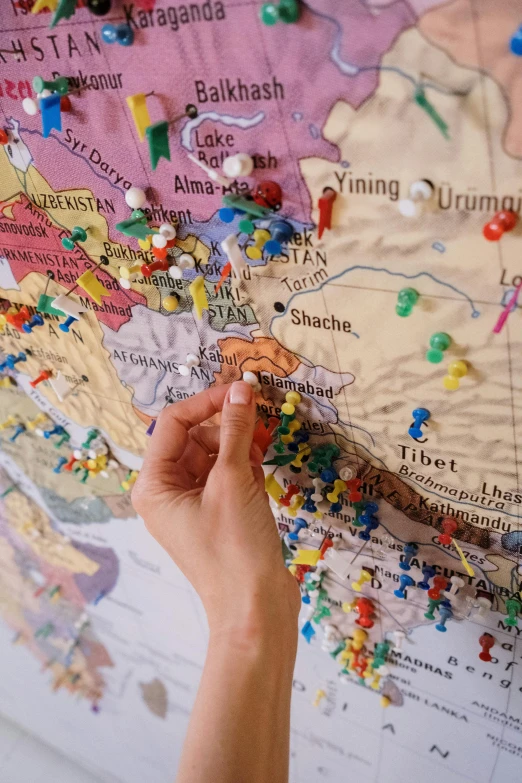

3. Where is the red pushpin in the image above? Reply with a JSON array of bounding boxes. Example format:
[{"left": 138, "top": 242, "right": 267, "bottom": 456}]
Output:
[
  {"left": 295, "top": 564, "right": 311, "bottom": 583},
  {"left": 317, "top": 187, "right": 337, "bottom": 239},
  {"left": 63, "top": 455, "right": 77, "bottom": 472},
  {"left": 483, "top": 210, "right": 518, "bottom": 241},
  {"left": 354, "top": 657, "right": 368, "bottom": 678},
  {"left": 141, "top": 259, "right": 169, "bottom": 278},
  {"left": 280, "top": 484, "right": 299, "bottom": 507},
  {"left": 253, "top": 416, "right": 279, "bottom": 455},
  {"left": 320, "top": 537, "right": 333, "bottom": 558},
  {"left": 346, "top": 477, "right": 362, "bottom": 502},
  {"left": 428, "top": 575, "right": 447, "bottom": 600},
  {"left": 30, "top": 369, "right": 52, "bottom": 388},
  {"left": 479, "top": 632, "right": 495, "bottom": 662},
  {"left": 152, "top": 245, "right": 168, "bottom": 260},
  {"left": 0, "top": 129, "right": 8, "bottom": 145},
  {"left": 355, "top": 597, "right": 375, "bottom": 628},
  {"left": 6, "top": 306, "right": 31, "bottom": 332},
  {"left": 60, "top": 95, "right": 72, "bottom": 112},
  {"left": 438, "top": 517, "right": 458, "bottom": 545}
]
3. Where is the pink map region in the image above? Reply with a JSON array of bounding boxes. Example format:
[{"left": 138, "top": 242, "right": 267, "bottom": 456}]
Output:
[{"left": 1, "top": 1, "right": 416, "bottom": 231}]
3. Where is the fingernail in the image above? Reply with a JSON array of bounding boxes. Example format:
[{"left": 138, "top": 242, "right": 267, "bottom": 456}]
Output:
[{"left": 229, "top": 381, "right": 252, "bottom": 405}]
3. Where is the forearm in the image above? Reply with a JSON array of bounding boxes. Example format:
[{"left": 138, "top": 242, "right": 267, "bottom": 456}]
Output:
[{"left": 176, "top": 620, "right": 298, "bottom": 783}]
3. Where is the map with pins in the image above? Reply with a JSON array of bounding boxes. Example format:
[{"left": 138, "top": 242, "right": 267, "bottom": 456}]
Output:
[{"left": 0, "top": 2, "right": 521, "bottom": 782}]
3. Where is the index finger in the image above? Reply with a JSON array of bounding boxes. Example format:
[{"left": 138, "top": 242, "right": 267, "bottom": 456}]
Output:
[{"left": 146, "top": 383, "right": 230, "bottom": 467}]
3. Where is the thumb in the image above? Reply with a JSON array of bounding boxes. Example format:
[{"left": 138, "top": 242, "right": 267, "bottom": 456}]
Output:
[{"left": 218, "top": 381, "right": 256, "bottom": 468}]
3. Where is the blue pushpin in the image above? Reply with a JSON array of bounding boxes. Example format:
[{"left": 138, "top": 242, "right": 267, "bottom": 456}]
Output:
[
  {"left": 510, "top": 26, "right": 522, "bottom": 56},
  {"left": 417, "top": 565, "right": 435, "bottom": 590},
  {"left": 101, "top": 23, "right": 134, "bottom": 46},
  {"left": 22, "top": 314, "right": 45, "bottom": 333},
  {"left": 53, "top": 457, "right": 68, "bottom": 474},
  {"left": 435, "top": 604, "right": 453, "bottom": 632},
  {"left": 399, "top": 542, "right": 418, "bottom": 571},
  {"left": 218, "top": 206, "right": 238, "bottom": 223},
  {"left": 301, "top": 620, "right": 316, "bottom": 643},
  {"left": 302, "top": 489, "right": 317, "bottom": 514},
  {"left": 319, "top": 467, "right": 337, "bottom": 483},
  {"left": 264, "top": 219, "right": 293, "bottom": 255},
  {"left": 408, "top": 408, "right": 430, "bottom": 439},
  {"left": 59, "top": 315, "right": 78, "bottom": 333},
  {"left": 358, "top": 510, "right": 379, "bottom": 541},
  {"left": 43, "top": 425, "right": 65, "bottom": 440},
  {"left": 301, "top": 592, "right": 311, "bottom": 604},
  {"left": 6, "top": 352, "right": 27, "bottom": 370},
  {"left": 9, "top": 424, "right": 26, "bottom": 442},
  {"left": 288, "top": 517, "right": 308, "bottom": 541},
  {"left": 394, "top": 574, "right": 415, "bottom": 599}
]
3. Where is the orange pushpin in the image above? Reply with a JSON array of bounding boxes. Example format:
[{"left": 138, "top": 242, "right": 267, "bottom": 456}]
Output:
[{"left": 30, "top": 369, "right": 52, "bottom": 388}]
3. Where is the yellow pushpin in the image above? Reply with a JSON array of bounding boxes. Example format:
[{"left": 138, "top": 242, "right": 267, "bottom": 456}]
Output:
[
  {"left": 246, "top": 229, "right": 271, "bottom": 261},
  {"left": 121, "top": 470, "right": 139, "bottom": 491},
  {"left": 189, "top": 276, "right": 209, "bottom": 320},
  {"left": 163, "top": 294, "right": 180, "bottom": 312},
  {"left": 352, "top": 628, "right": 368, "bottom": 651},
  {"left": 287, "top": 494, "right": 305, "bottom": 518},
  {"left": 292, "top": 550, "right": 322, "bottom": 567},
  {"left": 126, "top": 94, "right": 152, "bottom": 143},
  {"left": 342, "top": 599, "right": 357, "bottom": 613},
  {"left": 138, "top": 237, "right": 152, "bottom": 251},
  {"left": 265, "top": 473, "right": 285, "bottom": 505},
  {"left": 443, "top": 360, "right": 468, "bottom": 391},
  {"left": 313, "top": 689, "right": 326, "bottom": 707},
  {"left": 285, "top": 391, "right": 301, "bottom": 406},
  {"left": 290, "top": 444, "right": 311, "bottom": 470},
  {"left": 281, "top": 418, "right": 300, "bottom": 445},
  {"left": 326, "top": 478, "right": 347, "bottom": 504},
  {"left": 380, "top": 696, "right": 391, "bottom": 708},
  {"left": 26, "top": 413, "right": 48, "bottom": 431},
  {"left": 0, "top": 377, "right": 13, "bottom": 389},
  {"left": 32, "top": 0, "right": 58, "bottom": 12},
  {"left": 0, "top": 415, "right": 17, "bottom": 431},
  {"left": 75, "top": 271, "right": 111, "bottom": 306},
  {"left": 351, "top": 568, "right": 372, "bottom": 592},
  {"left": 119, "top": 264, "right": 141, "bottom": 281}
]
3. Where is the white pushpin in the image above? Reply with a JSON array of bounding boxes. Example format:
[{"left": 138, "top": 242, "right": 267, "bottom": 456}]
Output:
[
  {"left": 50, "top": 295, "right": 86, "bottom": 320},
  {"left": 222, "top": 153, "right": 254, "bottom": 179},
  {"left": 321, "top": 624, "right": 342, "bottom": 652},
  {"left": 179, "top": 353, "right": 200, "bottom": 377},
  {"left": 159, "top": 223, "right": 176, "bottom": 240},
  {"left": 119, "top": 264, "right": 141, "bottom": 289},
  {"left": 22, "top": 97, "right": 39, "bottom": 116},
  {"left": 472, "top": 595, "right": 492, "bottom": 620},
  {"left": 242, "top": 371, "right": 261, "bottom": 392},
  {"left": 178, "top": 253, "right": 195, "bottom": 270},
  {"left": 338, "top": 465, "right": 355, "bottom": 481},
  {"left": 445, "top": 575, "right": 465, "bottom": 598},
  {"left": 311, "top": 477, "right": 326, "bottom": 503},
  {"left": 125, "top": 187, "right": 146, "bottom": 210},
  {"left": 398, "top": 179, "right": 434, "bottom": 218},
  {"left": 323, "top": 548, "right": 350, "bottom": 580},
  {"left": 187, "top": 153, "right": 232, "bottom": 187},
  {"left": 152, "top": 233, "right": 167, "bottom": 249},
  {"left": 73, "top": 448, "right": 86, "bottom": 460},
  {"left": 391, "top": 630, "right": 405, "bottom": 652},
  {"left": 221, "top": 234, "right": 247, "bottom": 276}
]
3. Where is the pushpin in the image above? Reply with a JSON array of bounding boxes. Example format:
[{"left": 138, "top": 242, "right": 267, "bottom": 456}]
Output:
[
  {"left": 394, "top": 574, "right": 415, "bottom": 599},
  {"left": 163, "top": 293, "right": 180, "bottom": 312},
  {"left": 355, "top": 597, "right": 375, "bottom": 629},
  {"left": 53, "top": 456, "right": 67, "bottom": 474},
  {"left": 22, "top": 314, "right": 45, "bottom": 333},
  {"left": 505, "top": 597, "right": 521, "bottom": 627},
  {"left": 396, "top": 288, "right": 419, "bottom": 317},
  {"left": 30, "top": 369, "right": 52, "bottom": 388},
  {"left": 445, "top": 575, "right": 465, "bottom": 598},
  {"left": 87, "top": 0, "right": 111, "bottom": 13},
  {"left": 33, "top": 75, "right": 69, "bottom": 96},
  {"left": 246, "top": 229, "right": 271, "bottom": 261},
  {"left": 221, "top": 235, "right": 247, "bottom": 276},
  {"left": 479, "top": 633, "right": 495, "bottom": 662},
  {"left": 222, "top": 153, "right": 254, "bottom": 178},
  {"left": 424, "top": 596, "right": 442, "bottom": 620},
  {"left": 351, "top": 568, "right": 372, "bottom": 592},
  {"left": 219, "top": 194, "right": 270, "bottom": 224},
  {"left": 428, "top": 575, "right": 447, "bottom": 600},
  {"left": 264, "top": 219, "right": 293, "bottom": 255},
  {"left": 358, "top": 509, "right": 379, "bottom": 541},
  {"left": 435, "top": 604, "right": 453, "bottom": 632},
  {"left": 242, "top": 371, "right": 261, "bottom": 393},
  {"left": 141, "top": 259, "right": 169, "bottom": 278},
  {"left": 6, "top": 352, "right": 27, "bottom": 370},
  {"left": 179, "top": 353, "right": 200, "bottom": 377},
  {"left": 510, "top": 25, "right": 522, "bottom": 55},
  {"left": 59, "top": 315, "right": 79, "bottom": 333},
  {"left": 6, "top": 307, "right": 32, "bottom": 332},
  {"left": 408, "top": 407, "right": 430, "bottom": 439},
  {"left": 125, "top": 187, "right": 147, "bottom": 209},
  {"left": 43, "top": 424, "right": 65, "bottom": 440},
  {"left": 398, "top": 179, "right": 434, "bottom": 218},
  {"left": 326, "top": 479, "right": 347, "bottom": 505},
  {"left": 61, "top": 226, "right": 88, "bottom": 250},
  {"left": 483, "top": 210, "right": 518, "bottom": 241},
  {"left": 288, "top": 517, "right": 307, "bottom": 541},
  {"left": 351, "top": 628, "right": 368, "bottom": 652},
  {"left": 426, "top": 332, "right": 451, "bottom": 363},
  {"left": 9, "top": 424, "right": 26, "bottom": 442},
  {"left": 399, "top": 542, "right": 418, "bottom": 571},
  {"left": 280, "top": 484, "right": 299, "bottom": 507},
  {"left": 189, "top": 276, "right": 209, "bottom": 320},
  {"left": 0, "top": 416, "right": 17, "bottom": 431},
  {"left": 260, "top": 0, "right": 300, "bottom": 24},
  {"left": 101, "top": 23, "right": 134, "bottom": 46},
  {"left": 119, "top": 264, "right": 142, "bottom": 289},
  {"left": 417, "top": 565, "right": 435, "bottom": 590},
  {"left": 317, "top": 187, "right": 337, "bottom": 239},
  {"left": 438, "top": 517, "right": 458, "bottom": 545},
  {"left": 346, "top": 477, "right": 362, "bottom": 502},
  {"left": 443, "top": 360, "right": 468, "bottom": 391},
  {"left": 121, "top": 470, "right": 139, "bottom": 491},
  {"left": 473, "top": 594, "right": 493, "bottom": 620},
  {"left": 26, "top": 413, "right": 48, "bottom": 431},
  {"left": 32, "top": 0, "right": 58, "bottom": 12}
]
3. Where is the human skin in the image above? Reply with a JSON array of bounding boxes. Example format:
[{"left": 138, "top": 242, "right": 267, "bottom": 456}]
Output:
[{"left": 132, "top": 381, "right": 300, "bottom": 783}]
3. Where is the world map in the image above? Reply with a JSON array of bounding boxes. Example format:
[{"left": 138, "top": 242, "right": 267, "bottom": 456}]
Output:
[{"left": 0, "top": 2, "right": 521, "bottom": 782}]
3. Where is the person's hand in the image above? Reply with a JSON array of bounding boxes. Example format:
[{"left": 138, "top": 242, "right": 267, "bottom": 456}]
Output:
[{"left": 132, "top": 381, "right": 300, "bottom": 642}]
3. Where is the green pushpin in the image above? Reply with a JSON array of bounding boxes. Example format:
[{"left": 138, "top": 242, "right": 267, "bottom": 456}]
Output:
[
  {"left": 373, "top": 641, "right": 390, "bottom": 668},
  {"left": 313, "top": 605, "right": 331, "bottom": 623},
  {"left": 32, "top": 75, "right": 69, "bottom": 96},
  {"left": 277, "top": 412, "right": 294, "bottom": 436},
  {"left": 145, "top": 120, "right": 171, "bottom": 170},
  {"left": 263, "top": 453, "right": 296, "bottom": 467},
  {"left": 426, "top": 332, "right": 451, "bottom": 363},
  {"left": 61, "top": 226, "right": 87, "bottom": 251},
  {"left": 396, "top": 288, "right": 419, "bottom": 317},
  {"left": 238, "top": 218, "right": 255, "bottom": 235},
  {"left": 260, "top": 0, "right": 300, "bottom": 25},
  {"left": 330, "top": 641, "right": 345, "bottom": 660},
  {"left": 505, "top": 597, "right": 521, "bottom": 627},
  {"left": 82, "top": 429, "right": 98, "bottom": 449},
  {"left": 424, "top": 597, "right": 442, "bottom": 620},
  {"left": 51, "top": 0, "right": 78, "bottom": 28},
  {"left": 115, "top": 214, "right": 153, "bottom": 241},
  {"left": 414, "top": 87, "right": 450, "bottom": 139},
  {"left": 79, "top": 469, "right": 90, "bottom": 484},
  {"left": 54, "top": 432, "right": 71, "bottom": 449},
  {"left": 352, "top": 500, "right": 365, "bottom": 527}
]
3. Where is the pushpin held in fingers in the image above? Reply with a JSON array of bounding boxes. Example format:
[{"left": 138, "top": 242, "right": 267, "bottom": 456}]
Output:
[
  {"left": 242, "top": 371, "right": 261, "bottom": 392},
  {"left": 443, "top": 360, "right": 468, "bottom": 391}
]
